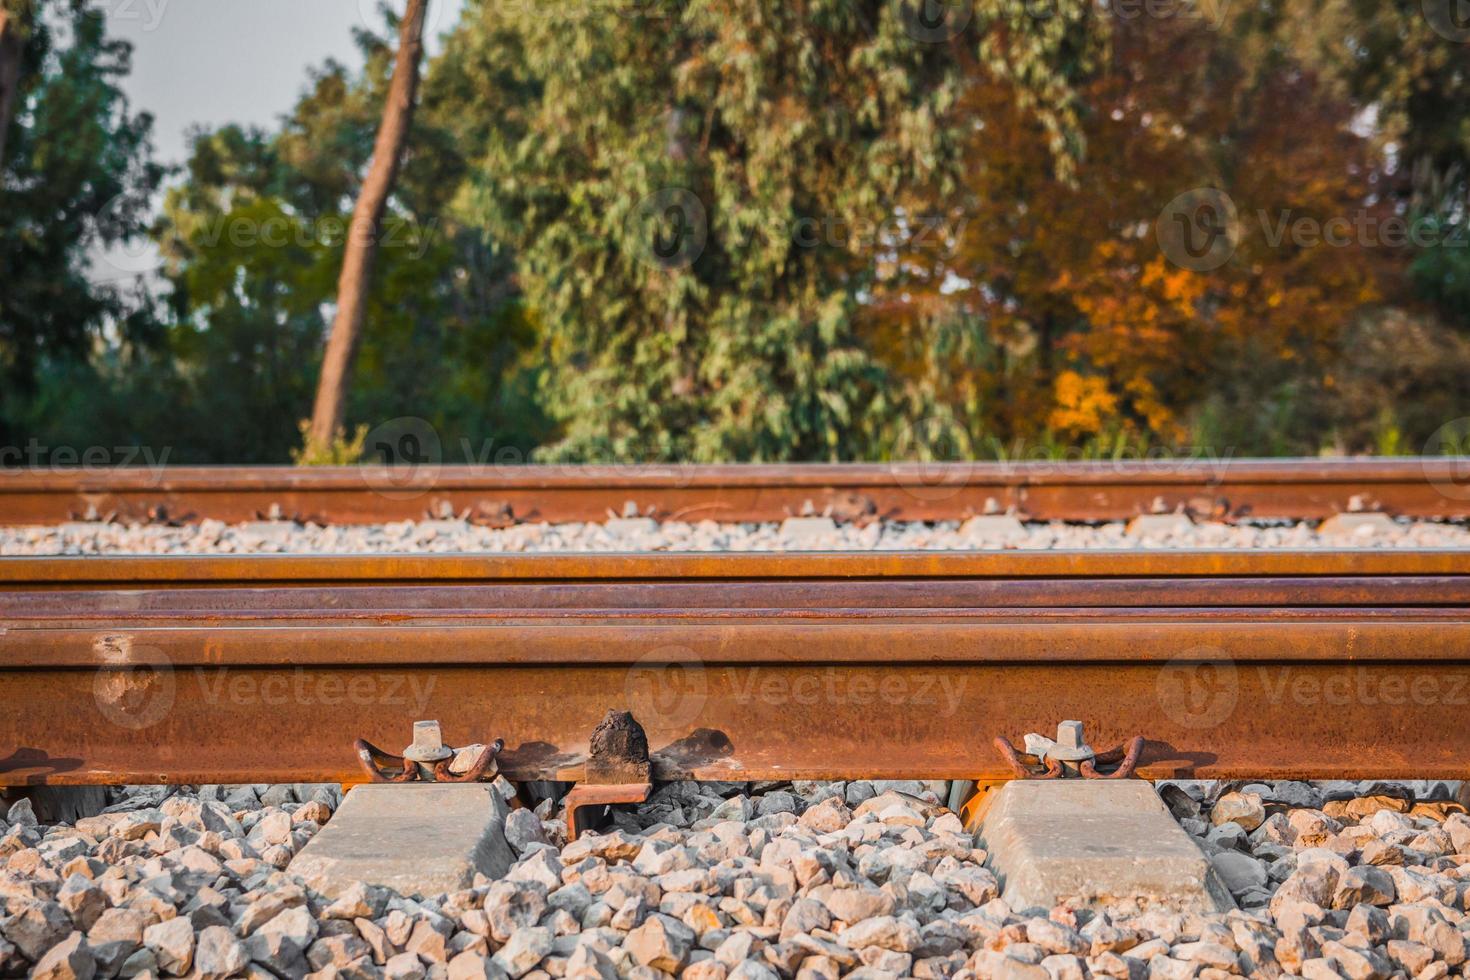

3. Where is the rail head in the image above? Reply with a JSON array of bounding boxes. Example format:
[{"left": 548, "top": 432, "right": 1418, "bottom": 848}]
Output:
[
  {"left": 1, "top": 457, "right": 1467, "bottom": 490},
  {"left": 3, "top": 549, "right": 1470, "bottom": 585}
]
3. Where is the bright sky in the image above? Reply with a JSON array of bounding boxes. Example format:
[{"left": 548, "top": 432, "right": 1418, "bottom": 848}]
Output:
[{"left": 104, "top": 0, "right": 468, "bottom": 166}]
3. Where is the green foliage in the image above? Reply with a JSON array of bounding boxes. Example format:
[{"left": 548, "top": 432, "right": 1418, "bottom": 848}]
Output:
[
  {"left": 290, "top": 420, "right": 367, "bottom": 465},
  {"left": 142, "top": 22, "right": 548, "bottom": 462},
  {"left": 6, "top": 0, "right": 1469, "bottom": 464},
  {"left": 1408, "top": 190, "right": 1470, "bottom": 328},
  {"left": 468, "top": 0, "right": 1099, "bottom": 462},
  {"left": 0, "top": 0, "right": 164, "bottom": 445}
]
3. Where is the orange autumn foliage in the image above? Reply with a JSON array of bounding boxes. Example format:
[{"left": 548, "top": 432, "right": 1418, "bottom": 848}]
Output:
[{"left": 867, "top": 14, "right": 1389, "bottom": 444}]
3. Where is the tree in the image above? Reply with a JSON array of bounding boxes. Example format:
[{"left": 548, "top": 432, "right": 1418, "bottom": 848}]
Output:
[
  {"left": 305, "top": 0, "right": 429, "bottom": 458},
  {"left": 1251, "top": 0, "right": 1470, "bottom": 332},
  {"left": 0, "top": 1, "right": 163, "bottom": 446},
  {"left": 469, "top": 0, "right": 1100, "bottom": 462},
  {"left": 865, "top": 12, "right": 1387, "bottom": 450},
  {"left": 146, "top": 15, "right": 545, "bottom": 463},
  {"left": 0, "top": 0, "right": 33, "bottom": 169}
]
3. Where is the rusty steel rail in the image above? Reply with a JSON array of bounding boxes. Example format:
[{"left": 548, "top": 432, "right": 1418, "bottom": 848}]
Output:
[
  {"left": 1, "top": 457, "right": 1467, "bottom": 524},
  {"left": 3, "top": 550, "right": 1470, "bottom": 787}
]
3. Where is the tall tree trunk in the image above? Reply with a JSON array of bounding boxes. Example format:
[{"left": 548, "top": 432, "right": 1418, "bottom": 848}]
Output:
[
  {"left": 306, "top": 0, "right": 429, "bottom": 454},
  {"left": 0, "top": 5, "right": 27, "bottom": 172}
]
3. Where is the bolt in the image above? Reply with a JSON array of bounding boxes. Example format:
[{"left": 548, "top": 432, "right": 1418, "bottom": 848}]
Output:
[
  {"left": 404, "top": 719, "right": 452, "bottom": 762},
  {"left": 1057, "top": 720, "right": 1084, "bottom": 750},
  {"left": 1045, "top": 720, "right": 1094, "bottom": 763}
]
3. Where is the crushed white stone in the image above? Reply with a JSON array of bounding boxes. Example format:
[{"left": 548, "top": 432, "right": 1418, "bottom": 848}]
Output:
[
  {"left": 3, "top": 516, "right": 1469, "bottom": 555},
  {"left": 3, "top": 778, "right": 1468, "bottom": 979}
]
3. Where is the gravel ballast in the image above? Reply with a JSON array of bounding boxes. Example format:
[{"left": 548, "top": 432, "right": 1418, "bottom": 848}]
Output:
[
  {"left": 3, "top": 517, "right": 1470, "bottom": 555},
  {"left": 4, "top": 779, "right": 1470, "bottom": 979}
]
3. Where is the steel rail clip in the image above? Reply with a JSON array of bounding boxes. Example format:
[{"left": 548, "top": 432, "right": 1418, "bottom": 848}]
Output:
[
  {"left": 994, "top": 720, "right": 1145, "bottom": 780},
  {"left": 355, "top": 720, "right": 503, "bottom": 783}
]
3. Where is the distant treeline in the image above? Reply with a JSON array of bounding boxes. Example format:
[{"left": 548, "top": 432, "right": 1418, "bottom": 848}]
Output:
[{"left": 3, "top": 0, "right": 1469, "bottom": 464}]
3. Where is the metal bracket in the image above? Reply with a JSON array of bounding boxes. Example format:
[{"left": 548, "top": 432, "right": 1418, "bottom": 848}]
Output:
[
  {"left": 994, "top": 720, "right": 1145, "bottom": 780},
  {"left": 565, "top": 709, "right": 653, "bottom": 839},
  {"left": 355, "top": 720, "right": 503, "bottom": 783}
]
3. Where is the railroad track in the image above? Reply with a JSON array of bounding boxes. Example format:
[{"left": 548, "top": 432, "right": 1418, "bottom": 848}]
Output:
[
  {"left": 2, "top": 457, "right": 1468, "bottom": 524},
  {"left": 3, "top": 550, "right": 1469, "bottom": 790}
]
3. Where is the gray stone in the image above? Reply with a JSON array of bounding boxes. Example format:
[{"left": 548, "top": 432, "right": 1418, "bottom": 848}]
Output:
[
  {"left": 1211, "top": 792, "right": 1266, "bottom": 832},
  {"left": 87, "top": 908, "right": 149, "bottom": 947},
  {"left": 195, "top": 925, "right": 249, "bottom": 979},
  {"left": 1124, "top": 514, "right": 1193, "bottom": 537},
  {"left": 57, "top": 875, "right": 108, "bottom": 933},
  {"left": 838, "top": 915, "right": 920, "bottom": 952},
  {"left": 1318, "top": 512, "right": 1397, "bottom": 537},
  {"left": 978, "top": 781, "right": 1234, "bottom": 913},
  {"left": 142, "top": 917, "right": 195, "bottom": 976},
  {"left": 258, "top": 906, "right": 318, "bottom": 952},
  {"left": 32, "top": 931, "right": 96, "bottom": 980},
  {"left": 728, "top": 960, "right": 781, "bottom": 980},
  {"left": 448, "top": 949, "right": 509, "bottom": 980},
  {"left": 7, "top": 796, "right": 38, "bottom": 826},
  {"left": 797, "top": 798, "right": 852, "bottom": 834},
  {"left": 604, "top": 517, "right": 660, "bottom": 537},
  {"left": 485, "top": 880, "right": 549, "bottom": 942},
  {"left": 386, "top": 951, "right": 427, "bottom": 980},
  {"left": 625, "top": 914, "right": 694, "bottom": 973},
  {"left": 289, "top": 784, "right": 515, "bottom": 898},
  {"left": 756, "top": 791, "right": 800, "bottom": 816},
  {"left": 1025, "top": 918, "right": 1087, "bottom": 957},
  {"left": 813, "top": 885, "right": 894, "bottom": 923},
  {"left": 780, "top": 517, "right": 838, "bottom": 540},
  {"left": 959, "top": 515, "right": 1026, "bottom": 541},
  {"left": 323, "top": 881, "right": 388, "bottom": 921},
  {"left": 491, "top": 926, "right": 551, "bottom": 978},
  {"left": 1332, "top": 866, "right": 1395, "bottom": 908},
  {"left": 3, "top": 900, "right": 73, "bottom": 960},
  {"left": 504, "top": 809, "right": 549, "bottom": 855},
  {"left": 1210, "top": 851, "right": 1268, "bottom": 894}
]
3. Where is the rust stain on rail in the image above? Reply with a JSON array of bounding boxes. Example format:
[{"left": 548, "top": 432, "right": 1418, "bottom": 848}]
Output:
[
  {"left": 1, "top": 550, "right": 1468, "bottom": 785},
  {"left": 2, "top": 457, "right": 1468, "bottom": 523},
  {"left": 5, "top": 549, "right": 1470, "bottom": 586}
]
